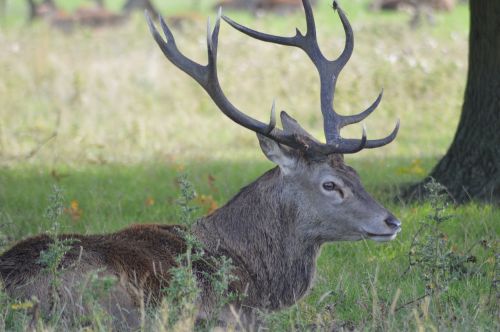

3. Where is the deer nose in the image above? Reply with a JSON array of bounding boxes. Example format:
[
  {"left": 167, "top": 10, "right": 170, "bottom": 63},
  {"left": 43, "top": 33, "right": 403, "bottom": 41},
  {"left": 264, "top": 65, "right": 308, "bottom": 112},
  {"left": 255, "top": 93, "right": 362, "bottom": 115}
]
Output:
[{"left": 384, "top": 216, "right": 401, "bottom": 230}]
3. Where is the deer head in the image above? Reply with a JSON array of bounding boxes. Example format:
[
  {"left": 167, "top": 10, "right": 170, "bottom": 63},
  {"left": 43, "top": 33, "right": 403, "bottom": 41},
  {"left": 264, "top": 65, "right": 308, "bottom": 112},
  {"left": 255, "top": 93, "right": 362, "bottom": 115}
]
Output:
[{"left": 146, "top": 0, "right": 401, "bottom": 243}]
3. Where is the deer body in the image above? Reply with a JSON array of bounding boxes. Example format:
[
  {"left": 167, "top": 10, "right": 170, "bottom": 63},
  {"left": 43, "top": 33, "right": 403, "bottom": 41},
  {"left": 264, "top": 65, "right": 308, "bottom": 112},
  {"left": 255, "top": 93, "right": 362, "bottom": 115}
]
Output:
[
  {"left": 0, "top": 225, "right": 185, "bottom": 328},
  {"left": 1, "top": 159, "right": 398, "bottom": 328},
  {"left": 1, "top": 1, "right": 402, "bottom": 329},
  {"left": 194, "top": 167, "right": 321, "bottom": 312}
]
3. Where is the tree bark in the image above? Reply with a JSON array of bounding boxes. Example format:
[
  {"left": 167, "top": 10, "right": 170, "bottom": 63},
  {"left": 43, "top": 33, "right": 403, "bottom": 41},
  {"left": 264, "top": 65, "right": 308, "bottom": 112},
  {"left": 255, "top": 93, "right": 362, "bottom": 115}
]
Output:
[{"left": 414, "top": 0, "right": 500, "bottom": 203}]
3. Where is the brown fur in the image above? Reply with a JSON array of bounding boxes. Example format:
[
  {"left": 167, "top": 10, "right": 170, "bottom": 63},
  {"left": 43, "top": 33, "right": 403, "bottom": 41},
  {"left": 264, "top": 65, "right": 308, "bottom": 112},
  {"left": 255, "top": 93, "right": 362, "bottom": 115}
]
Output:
[
  {"left": 0, "top": 225, "right": 186, "bottom": 304},
  {"left": 0, "top": 223, "right": 237, "bottom": 328}
]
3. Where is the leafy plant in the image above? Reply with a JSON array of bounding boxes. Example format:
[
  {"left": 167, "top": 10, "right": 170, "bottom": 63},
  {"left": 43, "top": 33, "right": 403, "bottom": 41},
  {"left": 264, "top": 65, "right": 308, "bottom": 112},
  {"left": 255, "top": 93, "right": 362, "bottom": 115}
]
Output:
[
  {"left": 36, "top": 185, "right": 75, "bottom": 320},
  {"left": 403, "top": 179, "right": 478, "bottom": 308},
  {"left": 156, "top": 174, "right": 239, "bottom": 331},
  {"left": 200, "top": 254, "right": 240, "bottom": 331},
  {"left": 76, "top": 270, "right": 116, "bottom": 329},
  {"left": 161, "top": 175, "right": 202, "bottom": 329}
]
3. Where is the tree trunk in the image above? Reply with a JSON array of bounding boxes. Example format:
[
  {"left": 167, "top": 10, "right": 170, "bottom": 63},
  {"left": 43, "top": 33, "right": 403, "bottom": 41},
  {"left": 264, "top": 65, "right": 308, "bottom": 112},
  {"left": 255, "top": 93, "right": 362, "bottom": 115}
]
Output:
[
  {"left": 26, "top": 0, "right": 56, "bottom": 21},
  {"left": 122, "top": 0, "right": 159, "bottom": 17},
  {"left": 0, "top": 0, "right": 6, "bottom": 18},
  {"left": 415, "top": 1, "right": 500, "bottom": 203},
  {"left": 27, "top": 0, "right": 37, "bottom": 20}
]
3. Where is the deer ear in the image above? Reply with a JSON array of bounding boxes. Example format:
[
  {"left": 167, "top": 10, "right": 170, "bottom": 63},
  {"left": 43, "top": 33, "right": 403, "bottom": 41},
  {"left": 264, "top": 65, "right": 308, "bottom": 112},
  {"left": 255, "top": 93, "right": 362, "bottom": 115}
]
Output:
[{"left": 257, "top": 133, "right": 298, "bottom": 173}]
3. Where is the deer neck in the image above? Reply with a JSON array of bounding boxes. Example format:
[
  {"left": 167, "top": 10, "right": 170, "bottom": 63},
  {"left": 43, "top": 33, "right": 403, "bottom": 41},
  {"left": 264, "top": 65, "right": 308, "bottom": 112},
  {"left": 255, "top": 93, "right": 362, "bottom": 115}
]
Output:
[{"left": 192, "top": 167, "right": 320, "bottom": 310}]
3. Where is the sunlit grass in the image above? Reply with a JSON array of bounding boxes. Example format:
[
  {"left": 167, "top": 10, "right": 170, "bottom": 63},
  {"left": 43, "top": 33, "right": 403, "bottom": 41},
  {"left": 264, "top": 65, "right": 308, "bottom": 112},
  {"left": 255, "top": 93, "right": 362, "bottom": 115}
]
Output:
[{"left": 0, "top": 1, "right": 468, "bottom": 166}]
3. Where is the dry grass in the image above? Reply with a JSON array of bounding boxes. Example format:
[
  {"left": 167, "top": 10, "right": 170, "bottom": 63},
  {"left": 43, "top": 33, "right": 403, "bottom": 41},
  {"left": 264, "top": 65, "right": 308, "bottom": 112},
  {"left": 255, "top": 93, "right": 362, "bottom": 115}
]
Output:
[{"left": 0, "top": 7, "right": 467, "bottom": 166}]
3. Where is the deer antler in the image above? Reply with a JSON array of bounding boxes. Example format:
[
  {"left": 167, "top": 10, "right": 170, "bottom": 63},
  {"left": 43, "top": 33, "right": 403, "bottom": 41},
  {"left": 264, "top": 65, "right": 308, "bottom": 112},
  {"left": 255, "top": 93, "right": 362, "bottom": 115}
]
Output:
[
  {"left": 146, "top": 0, "right": 399, "bottom": 155},
  {"left": 223, "top": 0, "right": 399, "bottom": 149}
]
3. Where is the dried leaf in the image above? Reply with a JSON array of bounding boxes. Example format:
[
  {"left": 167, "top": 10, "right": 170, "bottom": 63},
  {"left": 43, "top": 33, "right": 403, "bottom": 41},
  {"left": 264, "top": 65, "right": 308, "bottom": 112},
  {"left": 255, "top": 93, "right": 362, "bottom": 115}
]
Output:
[
  {"left": 65, "top": 199, "right": 83, "bottom": 221},
  {"left": 145, "top": 196, "right": 155, "bottom": 207}
]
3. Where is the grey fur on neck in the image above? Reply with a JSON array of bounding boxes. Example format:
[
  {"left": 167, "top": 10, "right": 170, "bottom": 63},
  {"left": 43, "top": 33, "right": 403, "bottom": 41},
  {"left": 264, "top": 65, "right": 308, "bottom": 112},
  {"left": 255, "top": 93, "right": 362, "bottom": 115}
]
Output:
[{"left": 192, "top": 167, "right": 320, "bottom": 311}]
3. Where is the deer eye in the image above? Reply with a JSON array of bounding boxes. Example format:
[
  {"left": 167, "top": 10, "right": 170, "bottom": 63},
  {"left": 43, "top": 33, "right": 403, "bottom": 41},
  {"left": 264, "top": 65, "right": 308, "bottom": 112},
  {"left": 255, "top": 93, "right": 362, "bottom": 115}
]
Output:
[
  {"left": 322, "top": 182, "right": 337, "bottom": 191},
  {"left": 322, "top": 181, "right": 345, "bottom": 199}
]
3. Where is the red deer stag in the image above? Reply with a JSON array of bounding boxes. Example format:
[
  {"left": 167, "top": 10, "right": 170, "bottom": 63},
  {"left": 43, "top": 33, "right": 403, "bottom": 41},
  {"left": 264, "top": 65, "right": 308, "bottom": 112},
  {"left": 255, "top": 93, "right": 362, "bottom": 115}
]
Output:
[{"left": 0, "top": 0, "right": 401, "bottom": 329}]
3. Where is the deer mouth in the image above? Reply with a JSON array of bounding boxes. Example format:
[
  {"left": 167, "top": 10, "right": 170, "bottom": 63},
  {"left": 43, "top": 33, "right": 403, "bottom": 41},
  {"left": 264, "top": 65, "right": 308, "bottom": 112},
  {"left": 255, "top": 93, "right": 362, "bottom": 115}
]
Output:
[{"left": 365, "top": 229, "right": 401, "bottom": 242}]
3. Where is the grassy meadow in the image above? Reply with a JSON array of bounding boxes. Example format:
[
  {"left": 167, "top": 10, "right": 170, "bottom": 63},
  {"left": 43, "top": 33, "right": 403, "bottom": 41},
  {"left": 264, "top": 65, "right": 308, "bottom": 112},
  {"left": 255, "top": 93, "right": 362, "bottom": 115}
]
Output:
[{"left": 0, "top": 0, "right": 499, "bottom": 330}]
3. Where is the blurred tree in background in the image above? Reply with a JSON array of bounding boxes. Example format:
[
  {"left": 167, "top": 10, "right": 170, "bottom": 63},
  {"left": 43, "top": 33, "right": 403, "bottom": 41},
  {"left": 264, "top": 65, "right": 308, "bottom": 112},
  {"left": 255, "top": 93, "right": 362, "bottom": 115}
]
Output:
[
  {"left": 0, "top": 0, "right": 6, "bottom": 17},
  {"left": 415, "top": 0, "right": 500, "bottom": 202},
  {"left": 122, "top": 0, "right": 158, "bottom": 17}
]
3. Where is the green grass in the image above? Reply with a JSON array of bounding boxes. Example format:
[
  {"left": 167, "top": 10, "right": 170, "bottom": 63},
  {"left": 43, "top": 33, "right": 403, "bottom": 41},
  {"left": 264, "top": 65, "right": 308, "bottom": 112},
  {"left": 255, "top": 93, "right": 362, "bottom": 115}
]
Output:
[
  {"left": 1, "top": 161, "right": 498, "bottom": 330},
  {"left": 1, "top": 0, "right": 499, "bottom": 331}
]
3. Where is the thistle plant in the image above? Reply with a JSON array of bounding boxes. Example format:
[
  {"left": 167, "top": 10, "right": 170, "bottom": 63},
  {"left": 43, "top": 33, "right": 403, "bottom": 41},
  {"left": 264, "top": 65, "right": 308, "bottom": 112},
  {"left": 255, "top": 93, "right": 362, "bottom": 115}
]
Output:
[
  {"left": 159, "top": 174, "right": 238, "bottom": 331},
  {"left": 37, "top": 185, "right": 74, "bottom": 318},
  {"left": 160, "top": 175, "right": 202, "bottom": 329},
  {"left": 406, "top": 179, "right": 475, "bottom": 302}
]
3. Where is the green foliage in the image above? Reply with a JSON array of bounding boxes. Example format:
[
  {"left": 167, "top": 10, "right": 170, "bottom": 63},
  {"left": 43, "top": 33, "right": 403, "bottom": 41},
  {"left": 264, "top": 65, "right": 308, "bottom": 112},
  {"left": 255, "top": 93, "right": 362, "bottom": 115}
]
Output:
[
  {"left": 176, "top": 174, "right": 199, "bottom": 228},
  {"left": 407, "top": 179, "right": 476, "bottom": 296},
  {"left": 0, "top": 219, "right": 7, "bottom": 253},
  {"left": 43, "top": 184, "right": 65, "bottom": 234},
  {"left": 75, "top": 270, "right": 116, "bottom": 329},
  {"left": 162, "top": 174, "right": 200, "bottom": 328},
  {"left": 37, "top": 185, "right": 74, "bottom": 319},
  {"left": 200, "top": 254, "right": 240, "bottom": 331},
  {"left": 0, "top": 165, "right": 498, "bottom": 331},
  {"left": 158, "top": 174, "right": 239, "bottom": 331}
]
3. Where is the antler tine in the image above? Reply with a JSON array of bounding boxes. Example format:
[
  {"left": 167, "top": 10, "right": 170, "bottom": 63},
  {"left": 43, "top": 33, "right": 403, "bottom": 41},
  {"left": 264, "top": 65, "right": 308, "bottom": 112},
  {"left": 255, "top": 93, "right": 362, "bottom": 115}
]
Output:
[
  {"left": 222, "top": 15, "right": 302, "bottom": 48},
  {"left": 207, "top": 9, "right": 222, "bottom": 66},
  {"left": 146, "top": 10, "right": 312, "bottom": 152},
  {"left": 266, "top": 100, "right": 277, "bottom": 134},
  {"left": 364, "top": 119, "right": 400, "bottom": 149},
  {"left": 316, "top": 120, "right": 399, "bottom": 154},
  {"left": 303, "top": 0, "right": 317, "bottom": 38},
  {"left": 222, "top": 0, "right": 325, "bottom": 65},
  {"left": 349, "top": 124, "right": 367, "bottom": 153},
  {"left": 332, "top": 1, "right": 354, "bottom": 70},
  {"left": 331, "top": 119, "right": 399, "bottom": 152},
  {"left": 146, "top": 12, "right": 205, "bottom": 85},
  {"left": 316, "top": 120, "right": 399, "bottom": 153},
  {"left": 340, "top": 90, "right": 383, "bottom": 128}
]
